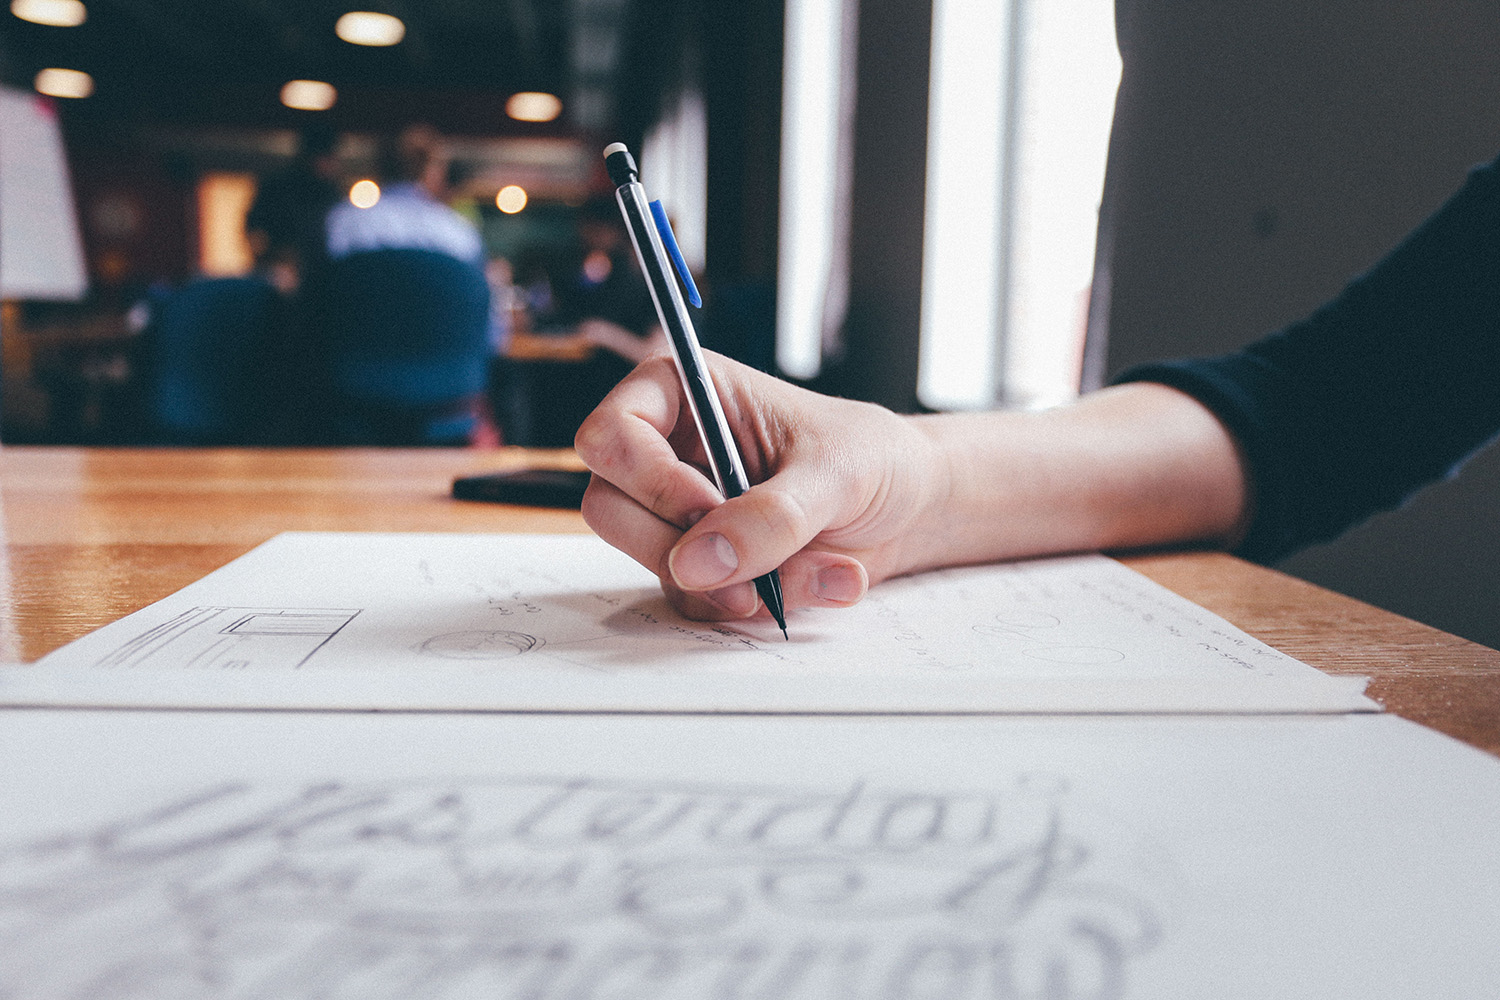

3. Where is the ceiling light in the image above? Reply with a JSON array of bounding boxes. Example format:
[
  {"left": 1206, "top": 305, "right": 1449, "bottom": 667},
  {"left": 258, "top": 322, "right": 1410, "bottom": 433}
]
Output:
[
  {"left": 336, "top": 11, "right": 405, "bottom": 47},
  {"left": 10, "top": 0, "right": 87, "bottom": 27},
  {"left": 280, "top": 79, "right": 337, "bottom": 111},
  {"left": 349, "top": 180, "right": 380, "bottom": 209},
  {"left": 495, "top": 185, "right": 528, "bottom": 214},
  {"left": 33, "top": 67, "right": 93, "bottom": 99},
  {"left": 505, "top": 92, "right": 562, "bottom": 123}
]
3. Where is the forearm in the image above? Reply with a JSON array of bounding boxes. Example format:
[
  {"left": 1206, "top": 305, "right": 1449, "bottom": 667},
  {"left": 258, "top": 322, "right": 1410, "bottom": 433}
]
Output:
[{"left": 900, "top": 382, "right": 1250, "bottom": 574}]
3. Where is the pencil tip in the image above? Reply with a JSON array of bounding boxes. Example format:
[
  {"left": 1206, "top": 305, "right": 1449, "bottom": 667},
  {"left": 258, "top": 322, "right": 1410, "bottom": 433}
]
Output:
[{"left": 781, "top": 626, "right": 789, "bottom": 640}]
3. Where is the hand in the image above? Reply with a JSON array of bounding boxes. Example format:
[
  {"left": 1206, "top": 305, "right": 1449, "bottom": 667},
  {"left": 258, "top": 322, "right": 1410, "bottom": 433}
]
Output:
[
  {"left": 576, "top": 318, "right": 668, "bottom": 365},
  {"left": 575, "top": 353, "right": 1251, "bottom": 624},
  {"left": 574, "top": 352, "right": 946, "bottom": 622}
]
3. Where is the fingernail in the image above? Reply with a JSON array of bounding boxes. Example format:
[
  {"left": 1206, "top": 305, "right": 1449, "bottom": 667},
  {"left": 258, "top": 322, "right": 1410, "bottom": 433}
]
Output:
[
  {"left": 814, "top": 564, "right": 864, "bottom": 604},
  {"left": 670, "top": 532, "right": 739, "bottom": 589},
  {"left": 704, "top": 582, "right": 759, "bottom": 617}
]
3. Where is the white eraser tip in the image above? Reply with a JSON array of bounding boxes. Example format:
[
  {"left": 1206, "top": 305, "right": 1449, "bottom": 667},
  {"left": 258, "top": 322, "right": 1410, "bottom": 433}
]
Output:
[{"left": 603, "top": 142, "right": 628, "bottom": 158}]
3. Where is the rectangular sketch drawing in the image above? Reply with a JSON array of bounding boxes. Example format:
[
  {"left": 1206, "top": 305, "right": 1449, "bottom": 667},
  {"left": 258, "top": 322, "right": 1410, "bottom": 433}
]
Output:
[
  {"left": 2, "top": 533, "right": 1374, "bottom": 713},
  {"left": 96, "top": 607, "right": 362, "bottom": 671}
]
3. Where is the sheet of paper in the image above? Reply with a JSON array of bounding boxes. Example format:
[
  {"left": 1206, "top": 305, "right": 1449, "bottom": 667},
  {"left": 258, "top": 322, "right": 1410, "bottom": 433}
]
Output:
[
  {"left": 0, "top": 532, "right": 1373, "bottom": 712},
  {"left": 0, "top": 708, "right": 1494, "bottom": 998}
]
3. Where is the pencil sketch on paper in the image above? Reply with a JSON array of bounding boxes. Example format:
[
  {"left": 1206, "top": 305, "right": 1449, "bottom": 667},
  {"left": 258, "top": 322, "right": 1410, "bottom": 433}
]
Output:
[
  {"left": 93, "top": 607, "right": 361, "bottom": 671},
  {"left": 417, "top": 630, "right": 544, "bottom": 660},
  {"left": 0, "top": 774, "right": 1164, "bottom": 999},
  {"left": 28, "top": 536, "right": 1367, "bottom": 713}
]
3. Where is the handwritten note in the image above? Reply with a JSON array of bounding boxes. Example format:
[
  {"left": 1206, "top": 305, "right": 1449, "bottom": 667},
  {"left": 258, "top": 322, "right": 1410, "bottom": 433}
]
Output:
[
  {"left": 1, "top": 709, "right": 1496, "bottom": 997},
  {"left": 0, "top": 533, "right": 1373, "bottom": 712},
  {"left": 0, "top": 775, "right": 1160, "bottom": 997}
]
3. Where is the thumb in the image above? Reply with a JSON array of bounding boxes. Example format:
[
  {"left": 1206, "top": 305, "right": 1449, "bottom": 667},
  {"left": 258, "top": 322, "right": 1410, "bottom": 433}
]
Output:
[{"left": 665, "top": 461, "right": 850, "bottom": 592}]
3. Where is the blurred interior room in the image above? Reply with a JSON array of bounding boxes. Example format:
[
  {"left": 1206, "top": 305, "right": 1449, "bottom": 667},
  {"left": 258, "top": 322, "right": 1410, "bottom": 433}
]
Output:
[
  {"left": 0, "top": 0, "right": 788, "bottom": 450},
  {"left": 3, "top": 0, "right": 1500, "bottom": 647},
  {"left": 0, "top": 0, "right": 1124, "bottom": 453}
]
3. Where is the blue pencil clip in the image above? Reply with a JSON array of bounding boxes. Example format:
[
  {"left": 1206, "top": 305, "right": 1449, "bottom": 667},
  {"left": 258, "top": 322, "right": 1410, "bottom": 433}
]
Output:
[{"left": 649, "top": 199, "right": 701, "bottom": 308}]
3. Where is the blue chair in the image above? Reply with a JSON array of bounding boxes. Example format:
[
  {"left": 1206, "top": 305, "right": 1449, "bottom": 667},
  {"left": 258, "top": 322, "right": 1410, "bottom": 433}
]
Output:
[
  {"left": 310, "top": 248, "right": 493, "bottom": 445},
  {"left": 145, "top": 275, "right": 287, "bottom": 444}
]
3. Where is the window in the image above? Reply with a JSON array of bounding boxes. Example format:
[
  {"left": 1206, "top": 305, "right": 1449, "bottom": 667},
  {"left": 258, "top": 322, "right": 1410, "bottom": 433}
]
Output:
[
  {"left": 775, "top": 0, "right": 858, "bottom": 380},
  {"left": 773, "top": 1, "right": 1119, "bottom": 406},
  {"left": 919, "top": 0, "right": 1120, "bottom": 410}
]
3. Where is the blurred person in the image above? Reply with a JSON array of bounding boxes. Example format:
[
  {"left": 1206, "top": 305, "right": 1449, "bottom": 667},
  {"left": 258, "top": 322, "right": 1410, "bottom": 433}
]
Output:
[
  {"left": 486, "top": 199, "right": 671, "bottom": 448},
  {"left": 484, "top": 255, "right": 518, "bottom": 357},
  {"left": 541, "top": 196, "right": 666, "bottom": 365},
  {"left": 297, "top": 125, "right": 494, "bottom": 446},
  {"left": 245, "top": 125, "right": 342, "bottom": 294},
  {"left": 323, "top": 124, "right": 484, "bottom": 268}
]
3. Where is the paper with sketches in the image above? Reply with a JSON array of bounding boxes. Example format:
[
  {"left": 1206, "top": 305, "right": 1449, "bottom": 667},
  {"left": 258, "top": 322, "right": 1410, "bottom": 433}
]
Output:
[
  {"left": 0, "top": 708, "right": 1494, "bottom": 998},
  {"left": 0, "top": 532, "right": 1373, "bottom": 712}
]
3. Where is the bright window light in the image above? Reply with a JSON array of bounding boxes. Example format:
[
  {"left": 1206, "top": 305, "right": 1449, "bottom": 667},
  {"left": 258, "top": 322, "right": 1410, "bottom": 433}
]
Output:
[
  {"left": 280, "top": 79, "right": 337, "bottom": 111},
  {"left": 33, "top": 67, "right": 93, "bottom": 99},
  {"left": 776, "top": 0, "right": 854, "bottom": 380},
  {"left": 349, "top": 179, "right": 380, "bottom": 209},
  {"left": 335, "top": 11, "right": 405, "bottom": 47},
  {"left": 641, "top": 88, "right": 707, "bottom": 274},
  {"left": 10, "top": 0, "right": 86, "bottom": 27},
  {"left": 505, "top": 91, "right": 562, "bottom": 123},
  {"left": 919, "top": 0, "right": 1009, "bottom": 410},
  {"left": 1002, "top": 0, "right": 1120, "bottom": 409},
  {"left": 495, "top": 185, "right": 527, "bottom": 214},
  {"left": 919, "top": 0, "right": 1119, "bottom": 411}
]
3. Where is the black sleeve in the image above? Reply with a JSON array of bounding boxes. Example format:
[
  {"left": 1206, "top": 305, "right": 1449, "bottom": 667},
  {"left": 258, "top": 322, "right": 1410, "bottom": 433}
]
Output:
[{"left": 1115, "top": 154, "right": 1500, "bottom": 564}]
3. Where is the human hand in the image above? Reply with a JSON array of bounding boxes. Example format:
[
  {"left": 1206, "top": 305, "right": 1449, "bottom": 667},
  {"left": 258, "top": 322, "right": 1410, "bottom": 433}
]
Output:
[
  {"left": 574, "top": 352, "right": 947, "bottom": 622},
  {"left": 576, "top": 318, "right": 668, "bottom": 365}
]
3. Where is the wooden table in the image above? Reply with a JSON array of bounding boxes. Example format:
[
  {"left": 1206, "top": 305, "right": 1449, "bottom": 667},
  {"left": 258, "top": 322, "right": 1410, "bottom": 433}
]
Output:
[{"left": 3, "top": 446, "right": 1497, "bottom": 756}]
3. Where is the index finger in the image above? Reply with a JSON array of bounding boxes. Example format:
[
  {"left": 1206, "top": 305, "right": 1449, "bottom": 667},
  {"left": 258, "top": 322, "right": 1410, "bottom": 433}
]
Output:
[{"left": 574, "top": 356, "right": 724, "bottom": 530}]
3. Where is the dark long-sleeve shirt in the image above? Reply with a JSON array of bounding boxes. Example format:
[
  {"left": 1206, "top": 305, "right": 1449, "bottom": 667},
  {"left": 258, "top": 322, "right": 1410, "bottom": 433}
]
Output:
[{"left": 1116, "top": 153, "right": 1500, "bottom": 563}]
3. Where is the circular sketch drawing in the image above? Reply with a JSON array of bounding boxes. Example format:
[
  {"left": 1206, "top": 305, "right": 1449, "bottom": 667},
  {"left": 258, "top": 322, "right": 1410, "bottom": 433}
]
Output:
[{"left": 417, "top": 630, "right": 542, "bottom": 660}]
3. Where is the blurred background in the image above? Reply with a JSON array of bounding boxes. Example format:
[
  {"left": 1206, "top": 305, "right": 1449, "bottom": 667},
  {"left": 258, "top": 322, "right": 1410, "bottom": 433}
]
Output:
[
  {"left": 0, "top": 0, "right": 795, "bottom": 449},
  {"left": 3, "top": 0, "right": 1500, "bottom": 648},
  {"left": 1, "top": 0, "right": 1128, "bottom": 451}
]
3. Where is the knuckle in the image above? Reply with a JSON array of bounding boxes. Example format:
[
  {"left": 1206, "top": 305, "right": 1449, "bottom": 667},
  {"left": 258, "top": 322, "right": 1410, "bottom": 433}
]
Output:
[
  {"left": 572, "top": 410, "right": 614, "bottom": 465},
  {"left": 578, "top": 419, "right": 643, "bottom": 486},
  {"left": 577, "top": 477, "right": 607, "bottom": 531},
  {"left": 749, "top": 488, "right": 813, "bottom": 548},
  {"left": 643, "top": 471, "right": 697, "bottom": 525},
  {"left": 644, "top": 481, "right": 676, "bottom": 520}
]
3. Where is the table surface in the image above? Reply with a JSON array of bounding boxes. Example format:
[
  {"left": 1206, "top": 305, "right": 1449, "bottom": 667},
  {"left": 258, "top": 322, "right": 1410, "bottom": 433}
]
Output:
[{"left": 3, "top": 446, "right": 1497, "bottom": 756}]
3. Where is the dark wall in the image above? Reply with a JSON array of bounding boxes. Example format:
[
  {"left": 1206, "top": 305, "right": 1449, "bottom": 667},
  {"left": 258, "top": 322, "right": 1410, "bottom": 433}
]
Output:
[
  {"left": 1099, "top": 0, "right": 1500, "bottom": 649},
  {"left": 699, "top": 0, "right": 937, "bottom": 405},
  {"left": 829, "top": 0, "right": 933, "bottom": 413}
]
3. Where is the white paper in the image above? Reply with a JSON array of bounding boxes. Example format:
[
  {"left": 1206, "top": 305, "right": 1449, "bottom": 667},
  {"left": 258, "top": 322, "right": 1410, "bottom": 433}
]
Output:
[
  {"left": 0, "top": 708, "right": 1494, "bottom": 998},
  {"left": 0, "top": 532, "right": 1374, "bottom": 713}
]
